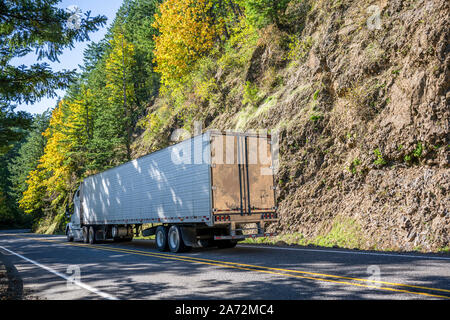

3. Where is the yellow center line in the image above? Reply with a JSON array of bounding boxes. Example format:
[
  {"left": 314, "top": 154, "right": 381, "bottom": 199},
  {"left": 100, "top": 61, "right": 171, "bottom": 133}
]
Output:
[
  {"left": 99, "top": 243, "right": 450, "bottom": 294},
  {"left": 67, "top": 242, "right": 450, "bottom": 299},
  {"left": 5, "top": 234, "right": 450, "bottom": 299}
]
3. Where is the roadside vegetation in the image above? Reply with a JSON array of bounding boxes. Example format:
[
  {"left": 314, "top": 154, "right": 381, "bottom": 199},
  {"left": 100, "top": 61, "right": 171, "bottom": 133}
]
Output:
[{"left": 243, "top": 217, "right": 369, "bottom": 250}]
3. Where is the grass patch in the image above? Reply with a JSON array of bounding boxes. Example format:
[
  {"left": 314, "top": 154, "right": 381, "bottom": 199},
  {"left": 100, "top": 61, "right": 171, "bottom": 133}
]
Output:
[
  {"left": 243, "top": 217, "right": 365, "bottom": 250},
  {"left": 438, "top": 246, "right": 450, "bottom": 254},
  {"left": 314, "top": 217, "right": 364, "bottom": 249},
  {"left": 242, "top": 232, "right": 307, "bottom": 245}
]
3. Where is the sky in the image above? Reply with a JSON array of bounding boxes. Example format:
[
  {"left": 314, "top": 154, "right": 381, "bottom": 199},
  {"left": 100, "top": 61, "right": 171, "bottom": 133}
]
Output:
[{"left": 12, "top": 0, "right": 124, "bottom": 115}]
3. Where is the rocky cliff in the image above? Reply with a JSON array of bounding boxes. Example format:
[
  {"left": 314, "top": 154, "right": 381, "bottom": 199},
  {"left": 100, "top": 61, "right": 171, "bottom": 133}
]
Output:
[{"left": 134, "top": 0, "right": 449, "bottom": 252}]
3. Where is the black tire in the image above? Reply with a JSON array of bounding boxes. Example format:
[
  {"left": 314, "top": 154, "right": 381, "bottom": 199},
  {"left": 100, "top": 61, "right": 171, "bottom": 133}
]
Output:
[
  {"left": 66, "top": 228, "right": 73, "bottom": 242},
  {"left": 89, "top": 226, "right": 96, "bottom": 244},
  {"left": 82, "top": 226, "right": 89, "bottom": 243},
  {"left": 168, "top": 225, "right": 191, "bottom": 253},
  {"left": 155, "top": 226, "right": 169, "bottom": 252},
  {"left": 217, "top": 240, "right": 237, "bottom": 249}
]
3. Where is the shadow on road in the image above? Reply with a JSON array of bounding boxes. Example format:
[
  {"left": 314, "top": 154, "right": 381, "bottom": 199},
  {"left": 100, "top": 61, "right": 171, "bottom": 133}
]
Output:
[
  {"left": 82, "top": 239, "right": 450, "bottom": 299},
  {"left": 1, "top": 233, "right": 449, "bottom": 300},
  {"left": 0, "top": 251, "right": 26, "bottom": 300}
]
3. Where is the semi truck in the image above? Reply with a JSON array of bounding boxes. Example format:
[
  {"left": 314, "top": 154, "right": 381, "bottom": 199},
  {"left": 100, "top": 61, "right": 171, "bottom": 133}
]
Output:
[{"left": 66, "top": 130, "right": 278, "bottom": 252}]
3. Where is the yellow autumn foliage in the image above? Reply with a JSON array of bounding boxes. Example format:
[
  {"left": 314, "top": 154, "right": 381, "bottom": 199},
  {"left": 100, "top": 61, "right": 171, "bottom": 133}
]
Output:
[
  {"left": 19, "top": 94, "right": 92, "bottom": 214},
  {"left": 20, "top": 102, "right": 71, "bottom": 212},
  {"left": 105, "top": 31, "right": 136, "bottom": 106},
  {"left": 153, "top": 0, "right": 221, "bottom": 86}
]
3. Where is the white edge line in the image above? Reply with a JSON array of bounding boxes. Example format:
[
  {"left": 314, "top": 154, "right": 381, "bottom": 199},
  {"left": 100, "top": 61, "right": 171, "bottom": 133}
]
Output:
[
  {"left": 3, "top": 234, "right": 449, "bottom": 261},
  {"left": 238, "top": 244, "right": 450, "bottom": 261},
  {"left": 0, "top": 245, "right": 118, "bottom": 300}
]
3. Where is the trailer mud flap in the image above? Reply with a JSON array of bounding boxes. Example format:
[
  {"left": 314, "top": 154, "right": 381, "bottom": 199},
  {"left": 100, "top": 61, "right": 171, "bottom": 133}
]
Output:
[{"left": 179, "top": 226, "right": 197, "bottom": 247}]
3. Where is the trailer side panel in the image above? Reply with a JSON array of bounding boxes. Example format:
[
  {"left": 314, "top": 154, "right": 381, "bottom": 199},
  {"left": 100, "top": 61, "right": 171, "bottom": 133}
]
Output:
[{"left": 81, "top": 133, "right": 212, "bottom": 225}]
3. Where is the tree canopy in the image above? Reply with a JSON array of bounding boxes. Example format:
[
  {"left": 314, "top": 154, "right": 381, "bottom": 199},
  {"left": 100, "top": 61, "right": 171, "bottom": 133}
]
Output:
[{"left": 0, "top": 0, "right": 107, "bottom": 104}]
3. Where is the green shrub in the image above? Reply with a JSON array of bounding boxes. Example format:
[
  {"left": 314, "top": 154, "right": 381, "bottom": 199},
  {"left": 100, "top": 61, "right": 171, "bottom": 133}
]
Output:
[
  {"left": 373, "top": 148, "right": 386, "bottom": 166},
  {"left": 309, "top": 112, "right": 322, "bottom": 122},
  {"left": 314, "top": 217, "right": 364, "bottom": 249},
  {"left": 404, "top": 142, "right": 424, "bottom": 163},
  {"left": 287, "top": 35, "right": 313, "bottom": 63},
  {"left": 242, "top": 81, "right": 260, "bottom": 106},
  {"left": 239, "top": 0, "right": 311, "bottom": 32},
  {"left": 238, "top": 0, "right": 292, "bottom": 29},
  {"left": 218, "top": 19, "right": 259, "bottom": 72},
  {"left": 413, "top": 142, "right": 423, "bottom": 158},
  {"left": 348, "top": 158, "right": 361, "bottom": 174}
]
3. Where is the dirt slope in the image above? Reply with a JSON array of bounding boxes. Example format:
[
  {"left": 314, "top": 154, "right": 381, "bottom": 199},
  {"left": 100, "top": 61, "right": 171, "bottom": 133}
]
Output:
[{"left": 134, "top": 0, "right": 449, "bottom": 252}]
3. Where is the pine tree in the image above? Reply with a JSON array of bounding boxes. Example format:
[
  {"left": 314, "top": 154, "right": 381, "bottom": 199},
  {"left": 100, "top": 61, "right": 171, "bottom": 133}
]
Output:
[
  {"left": 0, "top": 0, "right": 107, "bottom": 104},
  {"left": 105, "top": 29, "right": 136, "bottom": 160},
  {"left": 237, "top": 0, "right": 291, "bottom": 29},
  {"left": 0, "top": 105, "right": 32, "bottom": 155},
  {"left": 8, "top": 111, "right": 50, "bottom": 204}
]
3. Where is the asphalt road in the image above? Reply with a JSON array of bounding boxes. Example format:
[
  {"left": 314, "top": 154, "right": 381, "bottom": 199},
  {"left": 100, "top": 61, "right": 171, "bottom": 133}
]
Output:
[{"left": 0, "top": 230, "right": 449, "bottom": 300}]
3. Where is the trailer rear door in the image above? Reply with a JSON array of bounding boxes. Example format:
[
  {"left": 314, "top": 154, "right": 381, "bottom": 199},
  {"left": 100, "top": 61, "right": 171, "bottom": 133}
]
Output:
[
  {"left": 246, "top": 135, "right": 276, "bottom": 212},
  {"left": 210, "top": 132, "right": 276, "bottom": 215}
]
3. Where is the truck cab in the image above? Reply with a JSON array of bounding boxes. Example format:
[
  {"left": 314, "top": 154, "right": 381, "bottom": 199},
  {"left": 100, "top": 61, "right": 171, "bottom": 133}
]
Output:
[{"left": 66, "top": 187, "right": 83, "bottom": 241}]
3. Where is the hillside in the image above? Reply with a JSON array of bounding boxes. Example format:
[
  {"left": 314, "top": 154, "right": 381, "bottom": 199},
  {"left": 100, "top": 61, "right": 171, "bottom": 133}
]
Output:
[
  {"left": 132, "top": 0, "right": 449, "bottom": 252},
  {"left": 2, "top": 0, "right": 448, "bottom": 253}
]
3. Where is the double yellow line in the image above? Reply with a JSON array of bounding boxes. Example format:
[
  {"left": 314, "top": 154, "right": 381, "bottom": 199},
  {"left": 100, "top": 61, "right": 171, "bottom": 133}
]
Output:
[{"left": 6, "top": 234, "right": 450, "bottom": 299}]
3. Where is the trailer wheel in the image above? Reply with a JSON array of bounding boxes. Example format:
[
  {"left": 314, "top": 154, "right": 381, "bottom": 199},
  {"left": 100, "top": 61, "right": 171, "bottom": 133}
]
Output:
[
  {"left": 168, "top": 225, "right": 191, "bottom": 253},
  {"left": 66, "top": 228, "right": 73, "bottom": 242},
  {"left": 89, "top": 226, "right": 96, "bottom": 244},
  {"left": 155, "top": 226, "right": 168, "bottom": 252},
  {"left": 82, "top": 226, "right": 89, "bottom": 243}
]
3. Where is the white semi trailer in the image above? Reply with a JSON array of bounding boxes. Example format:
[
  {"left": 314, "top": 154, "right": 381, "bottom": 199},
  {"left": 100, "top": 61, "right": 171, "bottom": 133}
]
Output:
[{"left": 66, "top": 130, "right": 278, "bottom": 252}]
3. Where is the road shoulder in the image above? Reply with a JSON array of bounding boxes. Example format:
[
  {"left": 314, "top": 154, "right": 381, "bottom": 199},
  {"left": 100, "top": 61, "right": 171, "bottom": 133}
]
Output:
[{"left": 0, "top": 251, "right": 40, "bottom": 300}]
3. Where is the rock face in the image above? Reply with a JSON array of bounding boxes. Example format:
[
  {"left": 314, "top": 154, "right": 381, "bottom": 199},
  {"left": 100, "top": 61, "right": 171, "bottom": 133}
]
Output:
[
  {"left": 233, "top": 0, "right": 449, "bottom": 252},
  {"left": 134, "top": 0, "right": 449, "bottom": 251}
]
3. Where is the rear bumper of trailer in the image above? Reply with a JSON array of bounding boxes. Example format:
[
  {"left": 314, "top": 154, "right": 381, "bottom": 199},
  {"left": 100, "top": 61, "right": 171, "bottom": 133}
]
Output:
[{"left": 214, "top": 232, "right": 277, "bottom": 241}]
